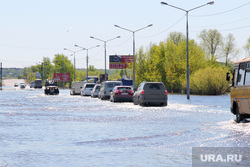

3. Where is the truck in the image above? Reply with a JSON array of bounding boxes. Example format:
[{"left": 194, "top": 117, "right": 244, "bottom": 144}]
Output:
[
  {"left": 70, "top": 81, "right": 85, "bottom": 95},
  {"left": 44, "top": 79, "right": 59, "bottom": 95},
  {"left": 34, "top": 79, "right": 43, "bottom": 88}
]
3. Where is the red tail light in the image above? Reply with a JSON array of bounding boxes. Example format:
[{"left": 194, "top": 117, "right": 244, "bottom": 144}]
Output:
[
  {"left": 141, "top": 90, "right": 144, "bottom": 95},
  {"left": 104, "top": 91, "right": 106, "bottom": 94},
  {"left": 165, "top": 90, "right": 168, "bottom": 95},
  {"left": 115, "top": 90, "right": 120, "bottom": 95}
]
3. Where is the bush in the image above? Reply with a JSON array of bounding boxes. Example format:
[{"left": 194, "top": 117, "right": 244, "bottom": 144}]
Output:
[{"left": 190, "top": 66, "right": 230, "bottom": 95}]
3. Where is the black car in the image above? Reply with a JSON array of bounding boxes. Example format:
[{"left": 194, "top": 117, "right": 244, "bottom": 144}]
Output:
[
  {"left": 44, "top": 79, "right": 59, "bottom": 95},
  {"left": 133, "top": 82, "right": 168, "bottom": 106}
]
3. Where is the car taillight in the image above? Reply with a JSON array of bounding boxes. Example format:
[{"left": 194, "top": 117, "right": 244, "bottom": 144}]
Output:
[
  {"left": 141, "top": 90, "right": 144, "bottom": 95},
  {"left": 74, "top": 88, "right": 75, "bottom": 91},
  {"left": 115, "top": 90, "right": 120, "bottom": 95},
  {"left": 104, "top": 91, "right": 106, "bottom": 94},
  {"left": 165, "top": 90, "right": 168, "bottom": 95}
]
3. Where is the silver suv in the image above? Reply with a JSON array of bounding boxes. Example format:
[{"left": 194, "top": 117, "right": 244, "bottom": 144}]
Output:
[{"left": 99, "top": 81, "right": 122, "bottom": 100}]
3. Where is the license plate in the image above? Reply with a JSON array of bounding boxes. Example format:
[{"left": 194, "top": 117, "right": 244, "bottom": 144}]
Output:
[{"left": 121, "top": 93, "right": 128, "bottom": 95}]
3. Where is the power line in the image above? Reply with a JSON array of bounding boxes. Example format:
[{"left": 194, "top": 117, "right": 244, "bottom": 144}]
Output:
[
  {"left": 0, "top": 43, "right": 58, "bottom": 50},
  {"left": 191, "top": 16, "right": 250, "bottom": 28},
  {"left": 190, "top": 2, "right": 250, "bottom": 17},
  {"left": 190, "top": 24, "right": 250, "bottom": 33},
  {"left": 137, "top": 15, "right": 186, "bottom": 38}
]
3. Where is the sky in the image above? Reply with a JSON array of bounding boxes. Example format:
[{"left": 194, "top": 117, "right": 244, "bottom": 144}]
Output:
[{"left": 0, "top": 0, "right": 250, "bottom": 69}]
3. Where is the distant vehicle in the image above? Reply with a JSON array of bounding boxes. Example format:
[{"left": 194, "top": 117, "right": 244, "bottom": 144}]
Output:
[
  {"left": 133, "top": 82, "right": 168, "bottom": 106},
  {"left": 70, "top": 81, "right": 85, "bottom": 95},
  {"left": 44, "top": 79, "right": 59, "bottom": 95},
  {"left": 81, "top": 83, "right": 95, "bottom": 96},
  {"left": 30, "top": 81, "right": 35, "bottom": 88},
  {"left": 110, "top": 86, "right": 134, "bottom": 102},
  {"left": 34, "top": 79, "right": 43, "bottom": 88},
  {"left": 99, "top": 81, "right": 122, "bottom": 100},
  {"left": 91, "top": 84, "right": 101, "bottom": 98},
  {"left": 226, "top": 57, "right": 250, "bottom": 123},
  {"left": 20, "top": 83, "right": 26, "bottom": 89},
  {"left": 14, "top": 83, "right": 18, "bottom": 87}
]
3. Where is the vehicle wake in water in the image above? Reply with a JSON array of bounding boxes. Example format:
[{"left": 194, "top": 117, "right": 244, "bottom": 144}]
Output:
[{"left": 0, "top": 89, "right": 249, "bottom": 166}]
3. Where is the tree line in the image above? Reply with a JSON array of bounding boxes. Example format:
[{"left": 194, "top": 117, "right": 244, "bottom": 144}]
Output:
[
  {"left": 126, "top": 29, "right": 250, "bottom": 95},
  {"left": 21, "top": 29, "right": 250, "bottom": 95}
]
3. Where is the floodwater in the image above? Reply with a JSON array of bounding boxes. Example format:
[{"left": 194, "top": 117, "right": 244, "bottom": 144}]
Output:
[{"left": 0, "top": 87, "right": 249, "bottom": 167}]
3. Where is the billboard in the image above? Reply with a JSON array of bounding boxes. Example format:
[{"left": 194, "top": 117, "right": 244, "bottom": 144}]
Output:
[
  {"left": 54, "top": 73, "right": 70, "bottom": 81},
  {"left": 109, "top": 55, "right": 133, "bottom": 69}
]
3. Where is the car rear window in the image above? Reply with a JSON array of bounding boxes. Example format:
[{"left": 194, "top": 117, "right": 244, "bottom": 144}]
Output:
[
  {"left": 86, "top": 84, "right": 95, "bottom": 88},
  {"left": 114, "top": 83, "right": 121, "bottom": 86},
  {"left": 117, "top": 87, "right": 131, "bottom": 91},
  {"left": 144, "top": 83, "right": 164, "bottom": 90},
  {"left": 107, "top": 83, "right": 113, "bottom": 88}
]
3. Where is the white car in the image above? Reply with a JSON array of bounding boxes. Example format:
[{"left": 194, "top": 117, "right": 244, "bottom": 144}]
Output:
[
  {"left": 91, "top": 84, "right": 101, "bottom": 98},
  {"left": 81, "top": 83, "right": 95, "bottom": 96}
]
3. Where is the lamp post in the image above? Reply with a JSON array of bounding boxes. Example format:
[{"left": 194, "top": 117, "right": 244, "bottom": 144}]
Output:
[
  {"left": 75, "top": 44, "right": 100, "bottom": 82},
  {"left": 90, "top": 36, "right": 121, "bottom": 81},
  {"left": 161, "top": 1, "right": 214, "bottom": 100},
  {"left": 64, "top": 48, "right": 84, "bottom": 81},
  {"left": 114, "top": 24, "right": 153, "bottom": 90}
]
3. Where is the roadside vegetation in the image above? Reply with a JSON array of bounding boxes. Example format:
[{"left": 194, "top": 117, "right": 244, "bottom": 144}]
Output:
[{"left": 12, "top": 29, "right": 250, "bottom": 95}]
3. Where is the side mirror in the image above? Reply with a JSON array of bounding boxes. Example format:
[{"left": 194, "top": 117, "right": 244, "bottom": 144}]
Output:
[{"left": 226, "top": 72, "right": 230, "bottom": 81}]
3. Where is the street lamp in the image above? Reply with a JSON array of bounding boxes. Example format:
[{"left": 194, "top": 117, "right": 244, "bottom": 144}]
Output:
[
  {"left": 161, "top": 1, "right": 214, "bottom": 100},
  {"left": 114, "top": 24, "right": 153, "bottom": 90},
  {"left": 90, "top": 35, "right": 121, "bottom": 81},
  {"left": 75, "top": 44, "right": 100, "bottom": 82},
  {"left": 64, "top": 48, "right": 84, "bottom": 81}
]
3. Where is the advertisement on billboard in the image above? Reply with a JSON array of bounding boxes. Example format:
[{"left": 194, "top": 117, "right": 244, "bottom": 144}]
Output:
[
  {"left": 54, "top": 73, "right": 70, "bottom": 81},
  {"left": 109, "top": 55, "right": 133, "bottom": 69}
]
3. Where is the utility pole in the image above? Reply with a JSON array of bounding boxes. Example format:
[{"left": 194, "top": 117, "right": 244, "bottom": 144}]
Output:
[{"left": 63, "top": 56, "right": 65, "bottom": 89}]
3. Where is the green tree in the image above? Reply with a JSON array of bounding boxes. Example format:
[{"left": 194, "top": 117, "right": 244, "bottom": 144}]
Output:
[
  {"left": 132, "top": 32, "right": 207, "bottom": 92},
  {"left": 199, "top": 29, "right": 223, "bottom": 62},
  {"left": 221, "top": 33, "right": 238, "bottom": 67},
  {"left": 53, "top": 54, "right": 74, "bottom": 87},
  {"left": 190, "top": 66, "right": 230, "bottom": 95},
  {"left": 167, "top": 31, "right": 185, "bottom": 45},
  {"left": 244, "top": 37, "right": 250, "bottom": 56}
]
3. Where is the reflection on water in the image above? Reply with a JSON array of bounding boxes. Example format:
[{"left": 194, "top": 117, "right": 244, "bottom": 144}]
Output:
[{"left": 0, "top": 88, "right": 249, "bottom": 167}]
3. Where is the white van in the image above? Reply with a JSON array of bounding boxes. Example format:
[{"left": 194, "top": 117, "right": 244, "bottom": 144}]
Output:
[
  {"left": 70, "top": 81, "right": 85, "bottom": 95},
  {"left": 99, "top": 81, "right": 122, "bottom": 100}
]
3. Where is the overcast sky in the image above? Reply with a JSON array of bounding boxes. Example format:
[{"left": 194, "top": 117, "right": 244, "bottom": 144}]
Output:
[{"left": 0, "top": 0, "right": 250, "bottom": 68}]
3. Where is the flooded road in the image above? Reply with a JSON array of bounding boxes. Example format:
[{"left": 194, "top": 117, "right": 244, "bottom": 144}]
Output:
[{"left": 0, "top": 87, "right": 249, "bottom": 167}]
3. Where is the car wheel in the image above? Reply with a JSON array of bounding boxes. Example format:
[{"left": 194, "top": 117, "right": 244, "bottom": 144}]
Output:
[
  {"left": 113, "top": 97, "right": 116, "bottom": 103},
  {"left": 235, "top": 107, "right": 243, "bottom": 123},
  {"left": 138, "top": 97, "right": 144, "bottom": 106},
  {"left": 161, "top": 103, "right": 167, "bottom": 106},
  {"left": 133, "top": 97, "right": 138, "bottom": 105}
]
